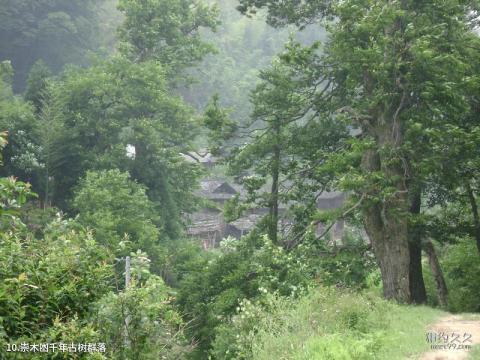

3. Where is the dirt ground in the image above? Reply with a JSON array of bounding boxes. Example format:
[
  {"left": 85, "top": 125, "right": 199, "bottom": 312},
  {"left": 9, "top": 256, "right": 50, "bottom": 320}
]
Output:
[{"left": 419, "top": 315, "right": 480, "bottom": 360}]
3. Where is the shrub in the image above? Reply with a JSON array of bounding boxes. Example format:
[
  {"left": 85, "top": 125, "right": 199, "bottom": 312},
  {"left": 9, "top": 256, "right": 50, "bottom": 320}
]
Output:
[
  {"left": 177, "top": 227, "right": 376, "bottom": 358},
  {"left": 95, "top": 274, "right": 191, "bottom": 359},
  {"left": 176, "top": 232, "right": 315, "bottom": 357},
  {"left": 72, "top": 169, "right": 164, "bottom": 271},
  {"left": 0, "top": 217, "right": 114, "bottom": 352},
  {"left": 210, "top": 293, "right": 291, "bottom": 360},
  {"left": 441, "top": 238, "right": 480, "bottom": 312},
  {"left": 423, "top": 238, "right": 480, "bottom": 312}
]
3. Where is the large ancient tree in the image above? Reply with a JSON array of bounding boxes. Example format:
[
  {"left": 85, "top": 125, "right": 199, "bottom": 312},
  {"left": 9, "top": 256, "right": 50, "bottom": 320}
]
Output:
[{"left": 237, "top": 0, "right": 480, "bottom": 302}]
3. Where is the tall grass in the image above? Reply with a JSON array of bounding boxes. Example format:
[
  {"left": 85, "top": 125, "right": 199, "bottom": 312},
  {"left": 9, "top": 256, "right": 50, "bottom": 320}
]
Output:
[{"left": 251, "top": 287, "right": 446, "bottom": 360}]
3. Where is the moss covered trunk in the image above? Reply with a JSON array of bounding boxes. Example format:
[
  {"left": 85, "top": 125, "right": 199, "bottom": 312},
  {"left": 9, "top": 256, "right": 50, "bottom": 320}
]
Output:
[
  {"left": 363, "top": 194, "right": 411, "bottom": 302},
  {"left": 361, "top": 129, "right": 411, "bottom": 302}
]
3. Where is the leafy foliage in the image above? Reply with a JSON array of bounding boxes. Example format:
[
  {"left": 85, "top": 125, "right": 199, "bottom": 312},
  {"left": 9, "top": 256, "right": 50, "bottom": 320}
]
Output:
[
  {"left": 71, "top": 169, "right": 178, "bottom": 281},
  {"left": 0, "top": 176, "right": 33, "bottom": 231},
  {"left": 44, "top": 57, "right": 201, "bottom": 236},
  {"left": 0, "top": 136, "right": 191, "bottom": 359},
  {"left": 230, "top": 0, "right": 480, "bottom": 303},
  {"left": 73, "top": 169, "right": 161, "bottom": 261},
  {"left": 237, "top": 0, "right": 330, "bottom": 28},
  {"left": 118, "top": 0, "right": 219, "bottom": 73},
  {"left": 0, "top": 62, "right": 41, "bottom": 182},
  {"left": 0, "top": 132, "right": 36, "bottom": 231},
  {"left": 177, "top": 232, "right": 310, "bottom": 356},
  {"left": 96, "top": 272, "right": 191, "bottom": 359},
  {"left": 24, "top": 60, "right": 52, "bottom": 113},
  {"left": 441, "top": 239, "right": 480, "bottom": 313},
  {"left": 176, "top": 228, "right": 376, "bottom": 357},
  {"left": 0, "top": 218, "right": 114, "bottom": 349}
]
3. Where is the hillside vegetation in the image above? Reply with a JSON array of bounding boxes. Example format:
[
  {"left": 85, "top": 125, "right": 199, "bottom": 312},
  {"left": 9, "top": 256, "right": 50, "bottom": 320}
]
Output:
[{"left": 0, "top": 0, "right": 479, "bottom": 359}]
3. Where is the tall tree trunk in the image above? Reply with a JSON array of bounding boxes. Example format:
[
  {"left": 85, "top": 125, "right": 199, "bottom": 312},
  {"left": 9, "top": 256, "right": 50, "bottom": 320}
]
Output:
[
  {"left": 424, "top": 239, "right": 448, "bottom": 307},
  {"left": 358, "top": 4, "right": 412, "bottom": 302},
  {"left": 361, "top": 147, "right": 411, "bottom": 303},
  {"left": 465, "top": 181, "right": 480, "bottom": 254},
  {"left": 408, "top": 189, "right": 427, "bottom": 303},
  {"left": 269, "top": 121, "right": 280, "bottom": 244}
]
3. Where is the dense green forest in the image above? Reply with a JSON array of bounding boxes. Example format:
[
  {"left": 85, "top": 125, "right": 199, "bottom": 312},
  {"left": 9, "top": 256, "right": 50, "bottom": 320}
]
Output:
[{"left": 0, "top": 0, "right": 480, "bottom": 359}]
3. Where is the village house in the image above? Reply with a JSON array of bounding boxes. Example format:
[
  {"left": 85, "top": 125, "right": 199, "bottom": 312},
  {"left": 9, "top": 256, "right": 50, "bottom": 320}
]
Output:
[{"left": 185, "top": 177, "right": 346, "bottom": 249}]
